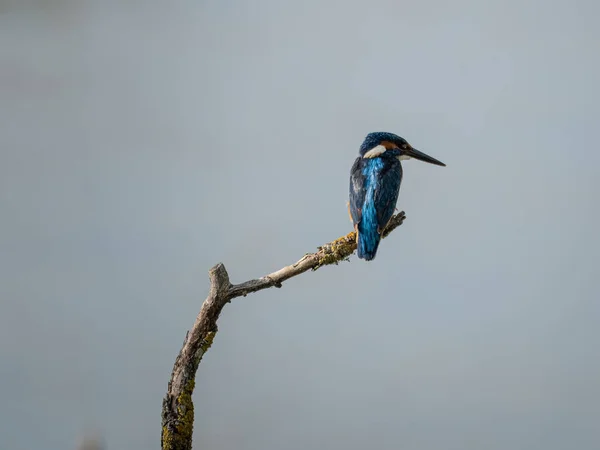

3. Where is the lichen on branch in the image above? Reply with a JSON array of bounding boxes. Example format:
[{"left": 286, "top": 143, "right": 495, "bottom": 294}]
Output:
[{"left": 161, "top": 211, "right": 406, "bottom": 450}]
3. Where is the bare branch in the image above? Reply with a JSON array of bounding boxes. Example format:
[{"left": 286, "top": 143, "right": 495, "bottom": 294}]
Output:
[{"left": 161, "top": 211, "right": 407, "bottom": 450}]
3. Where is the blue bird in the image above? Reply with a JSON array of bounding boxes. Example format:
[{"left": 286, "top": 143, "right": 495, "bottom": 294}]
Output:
[{"left": 349, "top": 132, "right": 446, "bottom": 261}]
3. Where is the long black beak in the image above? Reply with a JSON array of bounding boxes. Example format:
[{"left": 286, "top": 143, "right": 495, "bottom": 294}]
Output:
[{"left": 405, "top": 147, "right": 446, "bottom": 167}]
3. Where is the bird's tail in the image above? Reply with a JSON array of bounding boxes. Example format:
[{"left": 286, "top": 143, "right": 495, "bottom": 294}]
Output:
[{"left": 356, "top": 225, "right": 381, "bottom": 261}]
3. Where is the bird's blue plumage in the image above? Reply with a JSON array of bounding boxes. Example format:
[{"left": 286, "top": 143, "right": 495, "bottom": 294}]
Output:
[
  {"left": 358, "top": 158, "right": 385, "bottom": 260},
  {"left": 349, "top": 150, "right": 402, "bottom": 260}
]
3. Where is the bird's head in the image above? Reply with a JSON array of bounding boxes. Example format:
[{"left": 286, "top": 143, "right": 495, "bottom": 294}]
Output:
[{"left": 359, "top": 131, "right": 446, "bottom": 167}]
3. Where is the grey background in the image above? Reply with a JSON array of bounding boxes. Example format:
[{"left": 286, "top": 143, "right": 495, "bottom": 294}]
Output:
[{"left": 1, "top": 1, "right": 599, "bottom": 449}]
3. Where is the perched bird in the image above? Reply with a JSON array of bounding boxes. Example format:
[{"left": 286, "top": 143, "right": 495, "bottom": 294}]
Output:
[{"left": 349, "top": 132, "right": 446, "bottom": 261}]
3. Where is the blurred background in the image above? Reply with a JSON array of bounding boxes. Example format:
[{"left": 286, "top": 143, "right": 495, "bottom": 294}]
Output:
[{"left": 1, "top": 1, "right": 599, "bottom": 449}]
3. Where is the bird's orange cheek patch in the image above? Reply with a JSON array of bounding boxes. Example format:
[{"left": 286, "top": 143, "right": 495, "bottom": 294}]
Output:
[{"left": 381, "top": 140, "right": 399, "bottom": 150}]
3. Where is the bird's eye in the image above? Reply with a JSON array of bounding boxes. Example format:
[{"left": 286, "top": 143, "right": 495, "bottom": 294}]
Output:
[{"left": 402, "top": 143, "right": 409, "bottom": 149}]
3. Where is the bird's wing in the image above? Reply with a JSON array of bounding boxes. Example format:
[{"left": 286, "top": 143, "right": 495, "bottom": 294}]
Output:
[
  {"left": 374, "top": 159, "right": 402, "bottom": 233},
  {"left": 349, "top": 157, "right": 366, "bottom": 226}
]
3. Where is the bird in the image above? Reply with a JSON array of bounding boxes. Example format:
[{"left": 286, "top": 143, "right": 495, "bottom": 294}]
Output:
[{"left": 348, "top": 131, "right": 446, "bottom": 261}]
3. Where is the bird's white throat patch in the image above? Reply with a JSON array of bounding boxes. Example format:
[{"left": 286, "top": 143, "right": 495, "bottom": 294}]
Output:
[
  {"left": 363, "top": 145, "right": 386, "bottom": 158},
  {"left": 398, "top": 155, "right": 412, "bottom": 161}
]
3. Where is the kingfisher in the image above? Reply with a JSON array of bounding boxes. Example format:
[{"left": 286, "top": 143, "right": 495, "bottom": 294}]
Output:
[{"left": 349, "top": 131, "right": 446, "bottom": 261}]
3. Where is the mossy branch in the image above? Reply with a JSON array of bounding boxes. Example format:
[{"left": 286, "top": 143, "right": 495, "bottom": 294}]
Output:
[{"left": 161, "top": 211, "right": 407, "bottom": 450}]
